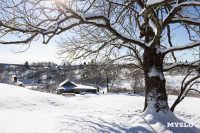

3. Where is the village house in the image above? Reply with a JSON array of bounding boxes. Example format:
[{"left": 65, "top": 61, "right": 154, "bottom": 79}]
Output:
[
  {"left": 56, "top": 80, "right": 97, "bottom": 94},
  {"left": 16, "top": 78, "right": 38, "bottom": 87},
  {"left": 12, "top": 76, "right": 38, "bottom": 87}
]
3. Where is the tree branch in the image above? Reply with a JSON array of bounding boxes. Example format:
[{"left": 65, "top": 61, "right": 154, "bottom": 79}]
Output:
[
  {"left": 170, "top": 17, "right": 200, "bottom": 26},
  {"left": 0, "top": 33, "right": 38, "bottom": 44},
  {"left": 163, "top": 1, "right": 199, "bottom": 28},
  {"left": 163, "top": 41, "right": 200, "bottom": 54}
]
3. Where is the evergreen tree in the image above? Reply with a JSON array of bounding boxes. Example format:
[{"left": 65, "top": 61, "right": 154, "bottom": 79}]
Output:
[{"left": 24, "top": 61, "right": 30, "bottom": 69}]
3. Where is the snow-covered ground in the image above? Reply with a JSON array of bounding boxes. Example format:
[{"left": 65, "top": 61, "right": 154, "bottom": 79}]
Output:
[{"left": 0, "top": 83, "right": 200, "bottom": 133}]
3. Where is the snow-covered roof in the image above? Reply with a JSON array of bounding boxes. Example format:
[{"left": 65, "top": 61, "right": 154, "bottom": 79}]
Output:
[
  {"left": 58, "top": 80, "right": 96, "bottom": 90},
  {"left": 73, "top": 84, "right": 96, "bottom": 90},
  {"left": 16, "top": 81, "right": 23, "bottom": 85},
  {"left": 59, "top": 80, "right": 76, "bottom": 87}
]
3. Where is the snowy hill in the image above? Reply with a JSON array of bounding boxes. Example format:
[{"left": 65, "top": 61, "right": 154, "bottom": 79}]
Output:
[
  {"left": 0, "top": 83, "right": 200, "bottom": 133},
  {"left": 165, "top": 74, "right": 200, "bottom": 91}
]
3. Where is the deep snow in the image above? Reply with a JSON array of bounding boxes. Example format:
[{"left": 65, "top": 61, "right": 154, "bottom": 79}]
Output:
[{"left": 0, "top": 83, "right": 199, "bottom": 133}]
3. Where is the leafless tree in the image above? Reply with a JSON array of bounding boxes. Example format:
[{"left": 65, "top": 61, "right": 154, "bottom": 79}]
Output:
[
  {"left": 0, "top": 0, "right": 200, "bottom": 113},
  {"left": 128, "top": 66, "right": 144, "bottom": 94},
  {"left": 82, "top": 60, "right": 104, "bottom": 92},
  {"left": 101, "top": 59, "right": 119, "bottom": 93}
]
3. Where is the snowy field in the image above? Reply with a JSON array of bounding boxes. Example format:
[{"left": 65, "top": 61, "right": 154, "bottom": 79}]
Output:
[{"left": 0, "top": 83, "right": 200, "bottom": 133}]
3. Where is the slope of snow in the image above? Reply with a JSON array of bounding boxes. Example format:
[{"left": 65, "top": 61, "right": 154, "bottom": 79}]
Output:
[{"left": 0, "top": 83, "right": 199, "bottom": 133}]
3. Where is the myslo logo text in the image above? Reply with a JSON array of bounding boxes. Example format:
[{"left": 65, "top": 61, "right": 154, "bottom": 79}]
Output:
[{"left": 167, "top": 122, "right": 193, "bottom": 127}]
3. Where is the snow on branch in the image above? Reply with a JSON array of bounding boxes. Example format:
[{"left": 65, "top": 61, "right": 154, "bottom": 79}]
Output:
[
  {"left": 149, "top": 19, "right": 157, "bottom": 35},
  {"left": 162, "top": 41, "right": 200, "bottom": 54},
  {"left": 163, "top": 1, "right": 200, "bottom": 28},
  {"left": 164, "top": 59, "right": 200, "bottom": 72},
  {"left": 170, "top": 17, "right": 200, "bottom": 26},
  {"left": 146, "top": 0, "right": 165, "bottom": 7},
  {"left": 163, "top": 62, "right": 197, "bottom": 72}
]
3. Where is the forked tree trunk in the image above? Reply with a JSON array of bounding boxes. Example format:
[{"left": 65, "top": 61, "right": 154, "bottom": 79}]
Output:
[{"left": 143, "top": 47, "right": 170, "bottom": 112}]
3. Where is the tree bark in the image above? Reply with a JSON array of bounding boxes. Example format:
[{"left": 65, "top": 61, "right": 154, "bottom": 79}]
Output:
[{"left": 143, "top": 47, "right": 170, "bottom": 112}]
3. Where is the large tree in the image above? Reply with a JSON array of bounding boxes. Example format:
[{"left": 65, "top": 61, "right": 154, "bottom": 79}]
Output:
[{"left": 0, "top": 0, "right": 200, "bottom": 113}]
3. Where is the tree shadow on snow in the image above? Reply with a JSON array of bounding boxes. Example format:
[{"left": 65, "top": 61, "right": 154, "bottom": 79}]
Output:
[{"left": 58, "top": 115, "right": 155, "bottom": 133}]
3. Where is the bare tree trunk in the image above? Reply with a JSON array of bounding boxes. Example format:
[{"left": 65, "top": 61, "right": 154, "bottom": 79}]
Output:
[
  {"left": 110, "top": 70, "right": 118, "bottom": 92},
  {"left": 106, "top": 75, "right": 109, "bottom": 93},
  {"left": 96, "top": 80, "right": 100, "bottom": 92},
  {"left": 133, "top": 76, "right": 137, "bottom": 94},
  {"left": 143, "top": 47, "right": 170, "bottom": 113}
]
